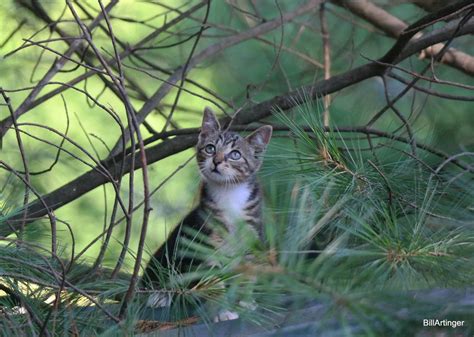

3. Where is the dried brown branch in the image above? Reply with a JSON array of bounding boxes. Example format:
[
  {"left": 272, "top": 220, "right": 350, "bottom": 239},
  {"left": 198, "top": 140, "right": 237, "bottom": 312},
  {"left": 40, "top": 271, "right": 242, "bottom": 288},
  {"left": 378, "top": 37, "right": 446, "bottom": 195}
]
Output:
[
  {"left": 63, "top": 1, "right": 153, "bottom": 318},
  {"left": 333, "top": 0, "right": 474, "bottom": 76},
  {"left": 0, "top": 90, "right": 30, "bottom": 240},
  {"left": 2, "top": 6, "right": 473, "bottom": 235},
  {"left": 366, "top": 9, "right": 474, "bottom": 127},
  {"left": 388, "top": 72, "right": 474, "bottom": 101},
  {"left": 0, "top": 5, "right": 472, "bottom": 327},
  {"left": 0, "top": 0, "right": 119, "bottom": 138},
  {"left": 0, "top": 1, "right": 208, "bottom": 140},
  {"left": 108, "top": 0, "right": 324, "bottom": 157},
  {"left": 160, "top": 0, "right": 211, "bottom": 133},
  {"left": 319, "top": 3, "right": 331, "bottom": 127}
]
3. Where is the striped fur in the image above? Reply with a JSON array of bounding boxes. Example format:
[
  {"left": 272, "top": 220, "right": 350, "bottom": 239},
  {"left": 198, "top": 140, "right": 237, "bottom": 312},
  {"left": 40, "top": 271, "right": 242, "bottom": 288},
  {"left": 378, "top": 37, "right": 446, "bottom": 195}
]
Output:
[
  {"left": 195, "top": 106, "right": 271, "bottom": 243},
  {"left": 142, "top": 107, "right": 272, "bottom": 295}
]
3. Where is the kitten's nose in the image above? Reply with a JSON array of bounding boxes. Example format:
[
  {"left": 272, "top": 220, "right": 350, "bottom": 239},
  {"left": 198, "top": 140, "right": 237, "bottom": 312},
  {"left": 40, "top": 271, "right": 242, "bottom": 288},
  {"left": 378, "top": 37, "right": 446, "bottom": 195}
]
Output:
[{"left": 212, "top": 152, "right": 225, "bottom": 168}]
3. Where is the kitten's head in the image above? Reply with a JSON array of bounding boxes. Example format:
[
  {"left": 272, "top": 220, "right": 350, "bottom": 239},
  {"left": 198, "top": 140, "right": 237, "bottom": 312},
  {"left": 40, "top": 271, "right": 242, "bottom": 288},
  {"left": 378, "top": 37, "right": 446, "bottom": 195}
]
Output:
[{"left": 196, "top": 107, "right": 272, "bottom": 185}]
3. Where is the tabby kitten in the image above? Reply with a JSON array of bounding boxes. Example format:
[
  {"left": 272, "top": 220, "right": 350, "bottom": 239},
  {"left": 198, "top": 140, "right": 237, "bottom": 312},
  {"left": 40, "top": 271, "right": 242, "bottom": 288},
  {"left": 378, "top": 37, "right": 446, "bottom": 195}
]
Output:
[{"left": 142, "top": 107, "right": 272, "bottom": 314}]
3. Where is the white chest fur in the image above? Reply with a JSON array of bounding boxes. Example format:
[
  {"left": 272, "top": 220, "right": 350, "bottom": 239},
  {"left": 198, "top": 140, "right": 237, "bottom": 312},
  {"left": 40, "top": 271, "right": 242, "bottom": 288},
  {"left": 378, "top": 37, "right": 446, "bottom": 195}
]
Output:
[{"left": 206, "top": 182, "right": 251, "bottom": 226}]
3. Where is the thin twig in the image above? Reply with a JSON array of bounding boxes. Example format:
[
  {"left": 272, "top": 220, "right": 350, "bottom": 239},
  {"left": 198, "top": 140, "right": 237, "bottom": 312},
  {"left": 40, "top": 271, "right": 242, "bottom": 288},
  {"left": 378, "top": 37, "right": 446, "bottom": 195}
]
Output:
[{"left": 319, "top": 2, "right": 331, "bottom": 127}]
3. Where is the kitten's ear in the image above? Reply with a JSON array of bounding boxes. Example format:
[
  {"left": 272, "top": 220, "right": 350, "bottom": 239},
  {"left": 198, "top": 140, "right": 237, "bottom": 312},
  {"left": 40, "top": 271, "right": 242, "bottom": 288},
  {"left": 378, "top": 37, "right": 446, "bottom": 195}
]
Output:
[
  {"left": 200, "top": 107, "right": 220, "bottom": 140},
  {"left": 246, "top": 125, "right": 272, "bottom": 153}
]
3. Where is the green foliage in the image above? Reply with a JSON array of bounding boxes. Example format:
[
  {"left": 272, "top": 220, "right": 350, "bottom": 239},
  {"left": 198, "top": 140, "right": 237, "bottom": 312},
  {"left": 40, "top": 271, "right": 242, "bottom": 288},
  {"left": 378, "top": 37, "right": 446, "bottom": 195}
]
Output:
[
  {"left": 0, "top": 0, "right": 473, "bottom": 335},
  {"left": 1, "top": 99, "right": 473, "bottom": 335}
]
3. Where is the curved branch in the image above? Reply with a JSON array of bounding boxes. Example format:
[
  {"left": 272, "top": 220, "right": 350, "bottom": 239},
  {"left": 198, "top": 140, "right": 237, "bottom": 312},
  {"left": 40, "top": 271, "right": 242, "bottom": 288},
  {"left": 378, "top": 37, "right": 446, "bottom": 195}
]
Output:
[
  {"left": 333, "top": 0, "right": 474, "bottom": 76},
  {"left": 1, "top": 11, "right": 473, "bottom": 237}
]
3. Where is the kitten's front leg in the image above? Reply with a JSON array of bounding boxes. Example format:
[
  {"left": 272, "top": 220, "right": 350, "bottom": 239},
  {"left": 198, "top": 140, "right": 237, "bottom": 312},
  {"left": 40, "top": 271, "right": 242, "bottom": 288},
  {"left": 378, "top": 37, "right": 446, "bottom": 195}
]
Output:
[{"left": 213, "top": 309, "right": 239, "bottom": 322}]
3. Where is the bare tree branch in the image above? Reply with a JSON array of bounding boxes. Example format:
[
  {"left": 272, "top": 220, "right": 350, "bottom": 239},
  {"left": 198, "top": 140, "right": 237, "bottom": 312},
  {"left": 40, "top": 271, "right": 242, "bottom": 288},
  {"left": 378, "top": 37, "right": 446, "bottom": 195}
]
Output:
[
  {"left": 108, "top": 0, "right": 324, "bottom": 157},
  {"left": 2, "top": 8, "right": 473, "bottom": 236},
  {"left": 0, "top": 0, "right": 119, "bottom": 138},
  {"left": 0, "top": 0, "right": 208, "bottom": 140},
  {"left": 333, "top": 0, "right": 474, "bottom": 76}
]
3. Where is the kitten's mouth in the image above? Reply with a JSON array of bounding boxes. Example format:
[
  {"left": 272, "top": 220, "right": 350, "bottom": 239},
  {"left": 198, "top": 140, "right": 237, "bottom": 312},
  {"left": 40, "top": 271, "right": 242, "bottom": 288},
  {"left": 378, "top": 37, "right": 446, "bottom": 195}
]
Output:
[{"left": 211, "top": 167, "right": 221, "bottom": 174}]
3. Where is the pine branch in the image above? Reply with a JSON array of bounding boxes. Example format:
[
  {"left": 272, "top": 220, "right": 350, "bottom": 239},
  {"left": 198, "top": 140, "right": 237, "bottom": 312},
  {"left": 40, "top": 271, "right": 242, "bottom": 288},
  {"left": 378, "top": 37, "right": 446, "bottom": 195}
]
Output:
[{"left": 1, "top": 2, "right": 473, "bottom": 237}]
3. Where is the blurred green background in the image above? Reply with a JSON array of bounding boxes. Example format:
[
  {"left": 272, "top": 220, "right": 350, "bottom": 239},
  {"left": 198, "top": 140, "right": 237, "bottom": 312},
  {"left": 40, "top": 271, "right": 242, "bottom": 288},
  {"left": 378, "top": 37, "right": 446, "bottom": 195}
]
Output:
[{"left": 0, "top": 0, "right": 472, "bottom": 271}]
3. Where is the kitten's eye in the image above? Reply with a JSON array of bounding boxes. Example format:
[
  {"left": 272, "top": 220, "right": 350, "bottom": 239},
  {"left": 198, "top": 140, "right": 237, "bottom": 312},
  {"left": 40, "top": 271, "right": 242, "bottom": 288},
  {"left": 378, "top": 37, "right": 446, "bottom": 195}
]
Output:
[
  {"left": 228, "top": 150, "right": 241, "bottom": 160},
  {"left": 204, "top": 144, "right": 215, "bottom": 154}
]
